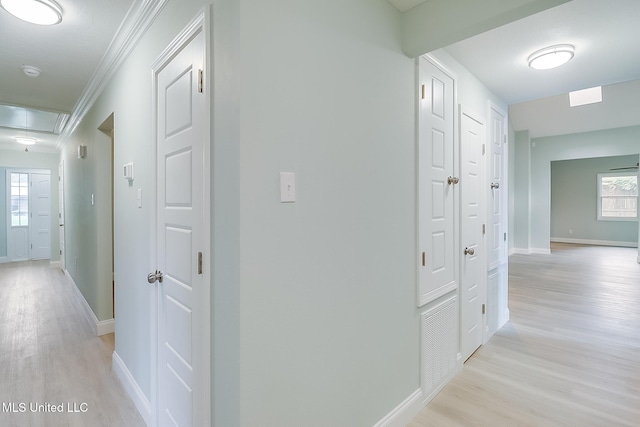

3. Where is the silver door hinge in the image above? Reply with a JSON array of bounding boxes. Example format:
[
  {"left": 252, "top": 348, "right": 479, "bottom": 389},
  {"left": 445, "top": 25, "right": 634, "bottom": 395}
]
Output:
[
  {"left": 482, "top": 304, "right": 486, "bottom": 315},
  {"left": 198, "top": 69, "right": 203, "bottom": 93},
  {"left": 482, "top": 144, "right": 486, "bottom": 155},
  {"left": 504, "top": 232, "right": 507, "bottom": 241},
  {"left": 503, "top": 134, "right": 507, "bottom": 144},
  {"left": 482, "top": 224, "right": 486, "bottom": 235},
  {"left": 197, "top": 252, "right": 203, "bottom": 275},
  {"left": 60, "top": 250, "right": 62, "bottom": 255}
]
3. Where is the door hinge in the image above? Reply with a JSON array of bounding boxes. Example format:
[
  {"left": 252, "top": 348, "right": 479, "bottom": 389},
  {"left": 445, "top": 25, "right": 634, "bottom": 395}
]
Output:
[
  {"left": 482, "top": 304, "right": 486, "bottom": 315},
  {"left": 421, "top": 252, "right": 426, "bottom": 267},
  {"left": 503, "top": 134, "right": 507, "bottom": 144},
  {"left": 31, "top": 244, "right": 33, "bottom": 249},
  {"left": 198, "top": 69, "right": 204, "bottom": 93},
  {"left": 197, "top": 252, "right": 203, "bottom": 275},
  {"left": 482, "top": 224, "right": 486, "bottom": 235},
  {"left": 421, "top": 84, "right": 426, "bottom": 100},
  {"left": 482, "top": 144, "right": 485, "bottom": 155},
  {"left": 504, "top": 232, "right": 507, "bottom": 242},
  {"left": 60, "top": 250, "right": 62, "bottom": 255}
]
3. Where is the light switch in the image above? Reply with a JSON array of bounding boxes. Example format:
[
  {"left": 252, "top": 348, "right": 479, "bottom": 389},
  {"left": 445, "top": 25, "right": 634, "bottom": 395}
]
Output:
[
  {"left": 280, "top": 172, "right": 295, "bottom": 203},
  {"left": 137, "top": 189, "right": 142, "bottom": 208}
]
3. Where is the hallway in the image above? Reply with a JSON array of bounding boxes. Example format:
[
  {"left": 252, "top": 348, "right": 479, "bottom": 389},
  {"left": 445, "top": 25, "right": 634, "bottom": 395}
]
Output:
[{"left": 0, "top": 261, "right": 145, "bottom": 427}]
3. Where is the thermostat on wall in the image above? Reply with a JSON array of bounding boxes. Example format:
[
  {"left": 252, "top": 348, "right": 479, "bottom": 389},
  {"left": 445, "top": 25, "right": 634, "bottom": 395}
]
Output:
[{"left": 123, "top": 163, "right": 134, "bottom": 181}]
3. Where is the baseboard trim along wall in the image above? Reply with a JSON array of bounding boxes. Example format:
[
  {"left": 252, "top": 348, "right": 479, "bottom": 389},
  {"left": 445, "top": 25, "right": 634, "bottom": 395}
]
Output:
[
  {"left": 551, "top": 237, "right": 638, "bottom": 248},
  {"left": 0, "top": 256, "right": 8, "bottom": 264},
  {"left": 373, "top": 389, "right": 424, "bottom": 427},
  {"left": 112, "top": 351, "right": 151, "bottom": 426},
  {"left": 64, "top": 269, "right": 114, "bottom": 336},
  {"left": 49, "top": 260, "right": 61, "bottom": 269}
]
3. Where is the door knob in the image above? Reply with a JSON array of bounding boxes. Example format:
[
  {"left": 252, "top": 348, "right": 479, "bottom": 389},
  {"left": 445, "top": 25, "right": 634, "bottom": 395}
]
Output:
[
  {"left": 464, "top": 247, "right": 475, "bottom": 256},
  {"left": 147, "top": 270, "right": 164, "bottom": 284},
  {"left": 448, "top": 176, "right": 459, "bottom": 185},
  {"left": 491, "top": 182, "right": 500, "bottom": 189}
]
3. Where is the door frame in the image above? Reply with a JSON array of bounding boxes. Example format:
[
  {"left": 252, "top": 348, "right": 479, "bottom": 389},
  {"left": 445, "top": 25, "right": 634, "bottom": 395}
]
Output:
[{"left": 149, "top": 8, "right": 211, "bottom": 426}]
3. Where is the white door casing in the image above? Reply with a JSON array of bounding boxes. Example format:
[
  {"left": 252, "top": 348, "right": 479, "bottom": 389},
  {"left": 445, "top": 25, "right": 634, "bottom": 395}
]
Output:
[
  {"left": 151, "top": 11, "right": 210, "bottom": 427},
  {"left": 418, "top": 55, "right": 459, "bottom": 307},
  {"left": 460, "top": 107, "right": 484, "bottom": 362},
  {"left": 30, "top": 173, "right": 51, "bottom": 260}
]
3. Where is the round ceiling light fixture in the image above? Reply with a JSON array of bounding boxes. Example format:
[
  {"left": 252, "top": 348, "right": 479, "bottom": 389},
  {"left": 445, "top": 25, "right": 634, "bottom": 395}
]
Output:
[
  {"left": 528, "top": 44, "right": 575, "bottom": 70},
  {"left": 0, "top": 0, "right": 63, "bottom": 26}
]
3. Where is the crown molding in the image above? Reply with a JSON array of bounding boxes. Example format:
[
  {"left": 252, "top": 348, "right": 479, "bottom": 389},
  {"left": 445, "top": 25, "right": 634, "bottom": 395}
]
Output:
[{"left": 56, "top": 0, "right": 169, "bottom": 151}]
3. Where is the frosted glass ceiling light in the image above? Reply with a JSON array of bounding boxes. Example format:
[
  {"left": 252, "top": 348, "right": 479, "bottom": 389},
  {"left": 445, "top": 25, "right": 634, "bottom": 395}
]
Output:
[
  {"left": 528, "top": 44, "right": 574, "bottom": 70},
  {"left": 1, "top": 0, "right": 63, "bottom": 25},
  {"left": 15, "top": 136, "right": 38, "bottom": 145}
]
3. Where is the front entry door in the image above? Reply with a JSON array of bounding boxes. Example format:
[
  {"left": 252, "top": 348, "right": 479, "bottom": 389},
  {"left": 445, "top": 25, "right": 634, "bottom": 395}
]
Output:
[
  {"left": 460, "top": 108, "right": 484, "bottom": 361},
  {"left": 154, "top": 21, "right": 208, "bottom": 427},
  {"left": 30, "top": 173, "right": 51, "bottom": 260}
]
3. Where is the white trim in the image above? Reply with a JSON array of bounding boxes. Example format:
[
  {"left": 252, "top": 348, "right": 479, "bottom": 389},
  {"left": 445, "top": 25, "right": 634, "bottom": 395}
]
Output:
[
  {"left": 0, "top": 256, "right": 8, "bottom": 264},
  {"left": 64, "top": 269, "right": 114, "bottom": 336},
  {"left": 49, "top": 260, "right": 61, "bottom": 268},
  {"left": 510, "top": 248, "right": 531, "bottom": 254},
  {"left": 551, "top": 237, "right": 638, "bottom": 248},
  {"left": 57, "top": 0, "right": 169, "bottom": 150},
  {"left": 112, "top": 351, "right": 152, "bottom": 427},
  {"left": 373, "top": 389, "right": 424, "bottom": 427}
]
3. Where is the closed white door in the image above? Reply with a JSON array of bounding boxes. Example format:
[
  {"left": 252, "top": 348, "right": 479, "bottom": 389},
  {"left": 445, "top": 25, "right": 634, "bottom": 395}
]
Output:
[
  {"left": 30, "top": 173, "right": 51, "bottom": 260},
  {"left": 418, "top": 55, "right": 458, "bottom": 306},
  {"left": 154, "top": 26, "right": 208, "bottom": 427},
  {"left": 488, "top": 106, "right": 506, "bottom": 270},
  {"left": 59, "top": 161, "right": 66, "bottom": 270},
  {"left": 460, "top": 108, "right": 484, "bottom": 361}
]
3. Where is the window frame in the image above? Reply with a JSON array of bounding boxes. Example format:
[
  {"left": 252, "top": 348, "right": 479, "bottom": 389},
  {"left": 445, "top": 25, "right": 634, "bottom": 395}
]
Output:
[{"left": 596, "top": 171, "right": 638, "bottom": 222}]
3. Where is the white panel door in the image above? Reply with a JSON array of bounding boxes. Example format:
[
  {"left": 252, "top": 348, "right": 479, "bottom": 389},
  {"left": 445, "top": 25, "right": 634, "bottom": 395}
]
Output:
[
  {"left": 59, "top": 161, "right": 66, "bottom": 270},
  {"left": 418, "top": 56, "right": 458, "bottom": 307},
  {"left": 488, "top": 106, "right": 506, "bottom": 270},
  {"left": 30, "top": 173, "right": 51, "bottom": 260},
  {"left": 460, "top": 108, "right": 484, "bottom": 362},
  {"left": 155, "top": 29, "right": 206, "bottom": 427}
]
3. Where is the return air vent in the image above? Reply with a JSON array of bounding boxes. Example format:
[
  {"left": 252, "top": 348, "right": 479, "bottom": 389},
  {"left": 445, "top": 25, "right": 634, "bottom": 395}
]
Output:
[{"left": 421, "top": 295, "right": 458, "bottom": 394}]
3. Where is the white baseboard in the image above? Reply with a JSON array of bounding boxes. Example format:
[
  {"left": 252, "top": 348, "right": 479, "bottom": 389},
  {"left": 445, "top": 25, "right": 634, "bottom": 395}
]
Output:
[
  {"left": 510, "top": 248, "right": 530, "bottom": 255},
  {"left": 49, "top": 260, "right": 61, "bottom": 269},
  {"left": 530, "top": 247, "right": 551, "bottom": 255},
  {"left": 374, "top": 389, "right": 424, "bottom": 427},
  {"left": 551, "top": 237, "right": 638, "bottom": 248},
  {"left": 64, "top": 269, "right": 114, "bottom": 336},
  {"left": 112, "top": 351, "right": 152, "bottom": 426},
  {"left": 0, "top": 256, "right": 8, "bottom": 264}
]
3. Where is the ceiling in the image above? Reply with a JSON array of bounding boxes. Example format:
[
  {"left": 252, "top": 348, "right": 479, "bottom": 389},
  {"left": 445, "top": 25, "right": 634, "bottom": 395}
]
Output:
[
  {"left": 0, "top": 0, "right": 132, "bottom": 152},
  {"left": 1, "top": 0, "right": 639, "bottom": 152}
]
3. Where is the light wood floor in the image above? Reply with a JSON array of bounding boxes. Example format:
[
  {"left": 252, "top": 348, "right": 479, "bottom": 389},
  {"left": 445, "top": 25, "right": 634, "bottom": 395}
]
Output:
[
  {"left": 0, "top": 260, "right": 145, "bottom": 427},
  {"left": 409, "top": 243, "right": 640, "bottom": 427}
]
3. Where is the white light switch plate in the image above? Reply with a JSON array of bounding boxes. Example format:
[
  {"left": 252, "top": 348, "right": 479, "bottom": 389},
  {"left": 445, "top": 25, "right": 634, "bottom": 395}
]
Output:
[
  {"left": 280, "top": 172, "right": 295, "bottom": 203},
  {"left": 137, "top": 189, "right": 142, "bottom": 208}
]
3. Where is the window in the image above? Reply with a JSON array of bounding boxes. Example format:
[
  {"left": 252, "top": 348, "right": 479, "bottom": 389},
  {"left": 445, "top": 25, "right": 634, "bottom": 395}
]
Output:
[
  {"left": 597, "top": 172, "right": 638, "bottom": 221},
  {"left": 10, "top": 172, "right": 29, "bottom": 227}
]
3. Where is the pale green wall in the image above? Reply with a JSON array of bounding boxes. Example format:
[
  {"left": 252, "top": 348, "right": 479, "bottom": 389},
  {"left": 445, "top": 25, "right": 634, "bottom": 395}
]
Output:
[
  {"left": 551, "top": 155, "right": 639, "bottom": 245},
  {"left": 518, "top": 125, "right": 640, "bottom": 253},
  {"left": 0, "top": 150, "right": 60, "bottom": 261},
  {"left": 61, "top": 0, "right": 512, "bottom": 424}
]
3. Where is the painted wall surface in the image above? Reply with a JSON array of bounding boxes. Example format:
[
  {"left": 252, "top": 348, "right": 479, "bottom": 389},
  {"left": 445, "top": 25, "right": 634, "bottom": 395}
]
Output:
[
  {"left": 528, "top": 126, "right": 640, "bottom": 253},
  {"left": 551, "top": 155, "right": 639, "bottom": 245},
  {"left": 0, "top": 150, "right": 60, "bottom": 261},
  {"left": 60, "top": 0, "right": 514, "bottom": 425},
  {"left": 60, "top": 114, "right": 113, "bottom": 323}
]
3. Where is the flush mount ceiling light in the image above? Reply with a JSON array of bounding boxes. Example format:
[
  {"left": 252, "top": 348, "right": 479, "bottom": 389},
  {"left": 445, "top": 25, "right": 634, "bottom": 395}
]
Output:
[
  {"left": 22, "top": 65, "right": 41, "bottom": 77},
  {"left": 0, "top": 0, "right": 63, "bottom": 25},
  {"left": 528, "top": 44, "right": 575, "bottom": 70},
  {"left": 15, "top": 136, "right": 38, "bottom": 145}
]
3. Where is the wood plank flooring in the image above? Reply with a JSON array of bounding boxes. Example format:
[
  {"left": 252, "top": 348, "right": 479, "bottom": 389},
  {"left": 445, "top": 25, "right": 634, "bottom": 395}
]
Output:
[
  {"left": 409, "top": 243, "right": 640, "bottom": 427},
  {"left": 0, "top": 261, "right": 145, "bottom": 427}
]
